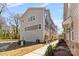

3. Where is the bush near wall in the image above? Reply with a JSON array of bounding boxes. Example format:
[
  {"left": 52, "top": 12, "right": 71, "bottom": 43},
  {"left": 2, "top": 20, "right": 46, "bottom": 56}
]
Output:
[
  {"left": 45, "top": 45, "right": 55, "bottom": 56},
  {"left": 18, "top": 40, "right": 26, "bottom": 46}
]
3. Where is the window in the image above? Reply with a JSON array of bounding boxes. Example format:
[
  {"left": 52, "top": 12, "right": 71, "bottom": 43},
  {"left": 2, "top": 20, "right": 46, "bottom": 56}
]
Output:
[
  {"left": 45, "top": 19, "right": 49, "bottom": 31},
  {"left": 45, "top": 16, "right": 48, "bottom": 25},
  {"left": 72, "top": 31, "right": 74, "bottom": 40},
  {"left": 39, "top": 24, "right": 41, "bottom": 29},
  {"left": 28, "top": 16, "right": 35, "bottom": 21},
  {"left": 24, "top": 24, "right": 41, "bottom": 31},
  {"left": 66, "top": 28, "right": 70, "bottom": 32},
  {"left": 25, "top": 27, "right": 27, "bottom": 31},
  {"left": 44, "top": 10, "right": 48, "bottom": 16},
  {"left": 32, "top": 16, "right": 35, "bottom": 20},
  {"left": 30, "top": 17, "right": 32, "bottom": 21}
]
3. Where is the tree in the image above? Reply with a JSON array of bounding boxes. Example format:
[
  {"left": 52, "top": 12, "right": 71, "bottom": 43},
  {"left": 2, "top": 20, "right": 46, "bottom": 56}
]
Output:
[
  {"left": 0, "top": 3, "right": 6, "bottom": 15},
  {"left": 0, "top": 4, "right": 20, "bottom": 39},
  {"left": 0, "top": 16, "right": 6, "bottom": 29},
  {"left": 9, "top": 14, "right": 20, "bottom": 39},
  {"left": 14, "top": 14, "right": 20, "bottom": 39},
  {"left": 0, "top": 3, "right": 6, "bottom": 29},
  {"left": 0, "top": 3, "right": 7, "bottom": 39}
]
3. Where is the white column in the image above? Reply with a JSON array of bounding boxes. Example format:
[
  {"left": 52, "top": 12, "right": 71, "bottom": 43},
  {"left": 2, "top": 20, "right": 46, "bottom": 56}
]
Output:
[{"left": 71, "top": 31, "right": 72, "bottom": 41}]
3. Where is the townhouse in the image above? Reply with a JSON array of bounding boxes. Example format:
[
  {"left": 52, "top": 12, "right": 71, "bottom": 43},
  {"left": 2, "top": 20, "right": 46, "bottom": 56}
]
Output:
[
  {"left": 20, "top": 8, "right": 57, "bottom": 43},
  {"left": 63, "top": 3, "right": 79, "bottom": 55}
]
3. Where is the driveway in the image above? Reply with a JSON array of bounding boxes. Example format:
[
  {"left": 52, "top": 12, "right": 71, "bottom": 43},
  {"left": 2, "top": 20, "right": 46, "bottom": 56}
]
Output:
[{"left": 24, "top": 40, "right": 59, "bottom": 56}]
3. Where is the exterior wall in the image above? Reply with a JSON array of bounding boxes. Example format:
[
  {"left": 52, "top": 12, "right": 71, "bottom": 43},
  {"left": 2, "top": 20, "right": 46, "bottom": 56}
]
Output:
[
  {"left": 65, "top": 39, "right": 79, "bottom": 55},
  {"left": 43, "top": 10, "right": 57, "bottom": 42},
  {"left": 20, "top": 9, "right": 44, "bottom": 42},
  {"left": 63, "top": 4, "right": 79, "bottom": 42},
  {"left": 70, "top": 4, "right": 79, "bottom": 43},
  {"left": 43, "top": 10, "right": 51, "bottom": 42},
  {"left": 20, "top": 18, "right": 25, "bottom": 40},
  {"left": 78, "top": 5, "right": 79, "bottom": 42},
  {"left": 64, "top": 3, "right": 68, "bottom": 20},
  {"left": 70, "top": 4, "right": 79, "bottom": 55},
  {"left": 20, "top": 8, "right": 57, "bottom": 43},
  {"left": 63, "top": 3, "right": 79, "bottom": 55}
]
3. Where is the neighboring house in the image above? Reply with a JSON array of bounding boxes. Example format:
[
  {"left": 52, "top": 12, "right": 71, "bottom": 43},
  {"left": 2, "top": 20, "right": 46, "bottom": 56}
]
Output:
[
  {"left": 62, "top": 3, "right": 79, "bottom": 55},
  {"left": 20, "top": 8, "right": 57, "bottom": 43}
]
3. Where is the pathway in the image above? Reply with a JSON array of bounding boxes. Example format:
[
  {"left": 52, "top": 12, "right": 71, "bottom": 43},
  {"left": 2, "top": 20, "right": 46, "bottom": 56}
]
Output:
[{"left": 24, "top": 40, "right": 59, "bottom": 56}]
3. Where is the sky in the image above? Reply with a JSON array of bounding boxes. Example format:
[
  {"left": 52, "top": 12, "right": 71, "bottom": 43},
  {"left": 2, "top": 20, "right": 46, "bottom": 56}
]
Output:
[{"left": 3, "top": 3, "right": 64, "bottom": 34}]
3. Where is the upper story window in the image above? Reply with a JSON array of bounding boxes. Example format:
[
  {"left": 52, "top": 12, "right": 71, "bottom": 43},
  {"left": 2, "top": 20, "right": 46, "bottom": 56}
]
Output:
[
  {"left": 32, "top": 16, "right": 35, "bottom": 20},
  {"left": 39, "top": 24, "right": 41, "bottom": 29},
  {"left": 44, "top": 10, "right": 48, "bottom": 15},
  {"left": 28, "top": 16, "right": 35, "bottom": 21}
]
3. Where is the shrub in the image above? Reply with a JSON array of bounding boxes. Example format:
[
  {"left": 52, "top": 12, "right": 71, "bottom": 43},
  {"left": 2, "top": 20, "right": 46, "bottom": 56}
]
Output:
[
  {"left": 45, "top": 45, "right": 53, "bottom": 56},
  {"left": 36, "top": 39, "right": 40, "bottom": 43},
  {"left": 18, "top": 40, "right": 21, "bottom": 45},
  {"left": 18, "top": 40, "right": 26, "bottom": 46}
]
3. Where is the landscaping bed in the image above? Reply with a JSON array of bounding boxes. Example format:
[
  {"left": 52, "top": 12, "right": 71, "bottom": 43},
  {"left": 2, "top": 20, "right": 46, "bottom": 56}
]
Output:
[
  {"left": 54, "top": 39, "right": 73, "bottom": 56},
  {"left": 45, "top": 39, "right": 73, "bottom": 56},
  {"left": 0, "top": 42, "right": 44, "bottom": 56}
]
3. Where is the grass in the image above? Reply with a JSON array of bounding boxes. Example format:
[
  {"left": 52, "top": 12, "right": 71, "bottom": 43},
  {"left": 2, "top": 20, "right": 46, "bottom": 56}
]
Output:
[{"left": 0, "top": 44, "right": 44, "bottom": 56}]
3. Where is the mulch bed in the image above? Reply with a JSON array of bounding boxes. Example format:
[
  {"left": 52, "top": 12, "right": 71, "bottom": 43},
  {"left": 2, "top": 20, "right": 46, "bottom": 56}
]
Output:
[{"left": 53, "top": 39, "right": 73, "bottom": 56}]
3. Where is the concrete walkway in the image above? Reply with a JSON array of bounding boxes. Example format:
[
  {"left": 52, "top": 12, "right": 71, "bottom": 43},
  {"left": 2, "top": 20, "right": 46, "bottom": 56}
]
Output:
[{"left": 24, "top": 40, "right": 59, "bottom": 56}]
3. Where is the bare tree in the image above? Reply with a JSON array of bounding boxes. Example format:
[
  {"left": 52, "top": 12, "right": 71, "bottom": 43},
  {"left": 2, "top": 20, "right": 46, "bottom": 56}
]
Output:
[
  {"left": 0, "top": 4, "right": 20, "bottom": 39},
  {"left": 0, "top": 16, "right": 6, "bottom": 29},
  {"left": 0, "top": 3, "right": 6, "bottom": 29},
  {"left": 9, "top": 14, "right": 20, "bottom": 39},
  {"left": 0, "top": 3, "right": 6, "bottom": 15}
]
